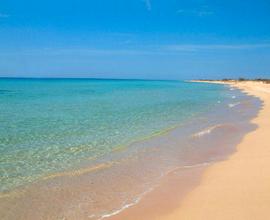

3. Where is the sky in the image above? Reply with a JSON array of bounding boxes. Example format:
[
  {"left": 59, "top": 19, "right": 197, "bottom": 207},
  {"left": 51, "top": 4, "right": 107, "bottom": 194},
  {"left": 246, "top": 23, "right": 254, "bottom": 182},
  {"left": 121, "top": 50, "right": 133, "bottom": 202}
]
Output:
[{"left": 0, "top": 0, "right": 270, "bottom": 79}]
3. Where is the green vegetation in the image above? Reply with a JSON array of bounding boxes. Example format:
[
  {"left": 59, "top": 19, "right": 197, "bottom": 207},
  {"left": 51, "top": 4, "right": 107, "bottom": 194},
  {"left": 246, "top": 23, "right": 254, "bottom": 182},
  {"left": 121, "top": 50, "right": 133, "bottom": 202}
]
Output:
[{"left": 215, "top": 78, "right": 270, "bottom": 84}]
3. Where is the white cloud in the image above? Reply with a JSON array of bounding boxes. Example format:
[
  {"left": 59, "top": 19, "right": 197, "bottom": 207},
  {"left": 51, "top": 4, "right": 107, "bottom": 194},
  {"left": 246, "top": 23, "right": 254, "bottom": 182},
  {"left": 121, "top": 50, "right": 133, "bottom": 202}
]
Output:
[
  {"left": 143, "top": 0, "right": 152, "bottom": 11},
  {"left": 4, "top": 43, "right": 269, "bottom": 58},
  {"left": 164, "top": 44, "right": 270, "bottom": 52}
]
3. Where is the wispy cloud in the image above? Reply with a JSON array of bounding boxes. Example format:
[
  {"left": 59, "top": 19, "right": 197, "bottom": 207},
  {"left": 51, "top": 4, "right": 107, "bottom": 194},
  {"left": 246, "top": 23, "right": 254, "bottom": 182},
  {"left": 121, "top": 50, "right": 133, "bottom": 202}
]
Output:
[
  {"left": 3, "top": 43, "right": 269, "bottom": 58},
  {"left": 177, "top": 6, "right": 214, "bottom": 17},
  {"left": 0, "top": 13, "right": 9, "bottom": 18},
  {"left": 143, "top": 0, "right": 152, "bottom": 11},
  {"left": 164, "top": 44, "right": 270, "bottom": 52},
  {"left": 10, "top": 47, "right": 165, "bottom": 57}
]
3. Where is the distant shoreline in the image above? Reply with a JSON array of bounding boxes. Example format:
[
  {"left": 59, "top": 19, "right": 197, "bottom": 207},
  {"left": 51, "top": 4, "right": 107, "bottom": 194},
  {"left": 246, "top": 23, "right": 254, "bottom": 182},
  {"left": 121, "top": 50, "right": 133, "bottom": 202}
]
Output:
[{"left": 190, "top": 78, "right": 270, "bottom": 84}]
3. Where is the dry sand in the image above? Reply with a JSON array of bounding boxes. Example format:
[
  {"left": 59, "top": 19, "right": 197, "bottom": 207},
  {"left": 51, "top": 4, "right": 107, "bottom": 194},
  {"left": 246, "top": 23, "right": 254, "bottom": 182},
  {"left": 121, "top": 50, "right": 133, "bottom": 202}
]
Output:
[{"left": 158, "top": 81, "right": 270, "bottom": 220}]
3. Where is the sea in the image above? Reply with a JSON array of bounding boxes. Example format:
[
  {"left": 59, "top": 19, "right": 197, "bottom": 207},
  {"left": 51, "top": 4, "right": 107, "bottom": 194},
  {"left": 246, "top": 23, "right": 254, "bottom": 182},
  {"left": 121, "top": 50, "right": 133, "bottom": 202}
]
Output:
[{"left": 0, "top": 78, "right": 261, "bottom": 219}]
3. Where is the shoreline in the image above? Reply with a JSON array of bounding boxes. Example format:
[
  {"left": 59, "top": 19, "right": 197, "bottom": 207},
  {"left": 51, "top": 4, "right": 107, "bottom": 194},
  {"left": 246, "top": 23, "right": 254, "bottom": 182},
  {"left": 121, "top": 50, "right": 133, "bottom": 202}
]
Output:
[
  {"left": 162, "top": 80, "right": 270, "bottom": 220},
  {"left": 108, "top": 81, "right": 270, "bottom": 220},
  {"left": 0, "top": 80, "right": 267, "bottom": 219}
]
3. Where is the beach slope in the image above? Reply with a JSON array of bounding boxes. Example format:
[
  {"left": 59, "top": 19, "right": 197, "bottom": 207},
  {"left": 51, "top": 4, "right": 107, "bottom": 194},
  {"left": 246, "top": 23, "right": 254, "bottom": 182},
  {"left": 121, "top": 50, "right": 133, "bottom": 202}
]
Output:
[{"left": 159, "top": 81, "right": 270, "bottom": 220}]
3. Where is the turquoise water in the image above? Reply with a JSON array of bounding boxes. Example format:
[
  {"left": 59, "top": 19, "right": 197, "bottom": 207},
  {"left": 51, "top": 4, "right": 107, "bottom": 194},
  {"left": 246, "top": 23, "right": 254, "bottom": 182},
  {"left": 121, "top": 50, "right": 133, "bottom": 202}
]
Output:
[{"left": 0, "top": 78, "right": 228, "bottom": 192}]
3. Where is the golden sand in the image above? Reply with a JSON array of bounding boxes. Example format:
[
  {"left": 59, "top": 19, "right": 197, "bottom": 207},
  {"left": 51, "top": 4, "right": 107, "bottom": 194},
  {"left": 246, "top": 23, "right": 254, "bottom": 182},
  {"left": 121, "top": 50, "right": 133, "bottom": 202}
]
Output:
[
  {"left": 109, "top": 81, "right": 270, "bottom": 220},
  {"left": 157, "top": 81, "right": 270, "bottom": 220}
]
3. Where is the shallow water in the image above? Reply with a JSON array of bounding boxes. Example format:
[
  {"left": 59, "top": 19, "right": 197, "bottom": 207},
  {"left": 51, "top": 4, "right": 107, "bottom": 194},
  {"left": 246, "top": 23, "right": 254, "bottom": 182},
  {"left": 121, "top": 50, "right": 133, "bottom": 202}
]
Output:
[{"left": 0, "top": 79, "right": 262, "bottom": 219}]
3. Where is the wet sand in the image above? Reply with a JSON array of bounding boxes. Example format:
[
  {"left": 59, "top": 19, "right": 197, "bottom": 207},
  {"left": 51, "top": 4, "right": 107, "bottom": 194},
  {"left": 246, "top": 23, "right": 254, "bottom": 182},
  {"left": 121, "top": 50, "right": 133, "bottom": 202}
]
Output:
[
  {"left": 0, "top": 81, "right": 267, "bottom": 220},
  {"left": 109, "top": 81, "right": 270, "bottom": 220}
]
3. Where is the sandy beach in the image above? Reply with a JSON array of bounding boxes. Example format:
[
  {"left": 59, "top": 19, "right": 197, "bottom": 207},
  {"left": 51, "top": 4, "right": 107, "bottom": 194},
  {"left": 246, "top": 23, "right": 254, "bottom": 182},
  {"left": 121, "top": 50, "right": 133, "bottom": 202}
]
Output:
[
  {"left": 109, "top": 81, "right": 270, "bottom": 220},
  {"left": 1, "top": 80, "right": 269, "bottom": 220}
]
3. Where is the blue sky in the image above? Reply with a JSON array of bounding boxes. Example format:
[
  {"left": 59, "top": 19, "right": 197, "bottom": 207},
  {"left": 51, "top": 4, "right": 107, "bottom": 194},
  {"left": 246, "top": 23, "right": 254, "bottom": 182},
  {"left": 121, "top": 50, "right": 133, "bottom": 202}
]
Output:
[{"left": 0, "top": 0, "right": 270, "bottom": 79}]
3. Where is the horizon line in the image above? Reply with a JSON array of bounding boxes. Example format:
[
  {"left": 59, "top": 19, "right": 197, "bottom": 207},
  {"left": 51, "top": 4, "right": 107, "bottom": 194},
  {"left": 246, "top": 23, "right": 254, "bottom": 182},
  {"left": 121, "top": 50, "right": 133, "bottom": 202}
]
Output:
[{"left": 0, "top": 76, "right": 183, "bottom": 82}]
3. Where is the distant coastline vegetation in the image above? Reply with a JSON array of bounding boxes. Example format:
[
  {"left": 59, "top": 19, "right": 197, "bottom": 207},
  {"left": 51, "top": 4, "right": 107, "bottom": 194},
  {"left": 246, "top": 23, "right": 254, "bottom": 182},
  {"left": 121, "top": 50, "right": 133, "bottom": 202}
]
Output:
[
  {"left": 225, "top": 78, "right": 270, "bottom": 84},
  {"left": 198, "top": 78, "right": 270, "bottom": 84}
]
